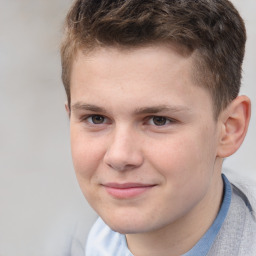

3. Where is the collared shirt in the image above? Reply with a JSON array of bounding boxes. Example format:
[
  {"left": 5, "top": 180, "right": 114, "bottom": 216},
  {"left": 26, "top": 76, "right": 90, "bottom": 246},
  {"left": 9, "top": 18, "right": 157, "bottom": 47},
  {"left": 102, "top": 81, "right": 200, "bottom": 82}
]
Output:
[
  {"left": 183, "top": 174, "right": 231, "bottom": 256},
  {"left": 86, "top": 174, "right": 232, "bottom": 256}
]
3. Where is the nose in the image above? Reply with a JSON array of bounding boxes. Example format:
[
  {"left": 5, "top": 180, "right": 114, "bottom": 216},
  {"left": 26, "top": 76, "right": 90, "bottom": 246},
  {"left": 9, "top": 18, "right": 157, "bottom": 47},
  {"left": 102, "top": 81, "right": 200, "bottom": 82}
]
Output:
[{"left": 103, "top": 127, "right": 144, "bottom": 171}]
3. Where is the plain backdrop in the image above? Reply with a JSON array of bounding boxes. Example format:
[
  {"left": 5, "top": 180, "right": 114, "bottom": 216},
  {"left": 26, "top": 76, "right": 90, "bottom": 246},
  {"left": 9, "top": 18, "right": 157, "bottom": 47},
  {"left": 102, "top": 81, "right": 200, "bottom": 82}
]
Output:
[{"left": 0, "top": 0, "right": 255, "bottom": 255}]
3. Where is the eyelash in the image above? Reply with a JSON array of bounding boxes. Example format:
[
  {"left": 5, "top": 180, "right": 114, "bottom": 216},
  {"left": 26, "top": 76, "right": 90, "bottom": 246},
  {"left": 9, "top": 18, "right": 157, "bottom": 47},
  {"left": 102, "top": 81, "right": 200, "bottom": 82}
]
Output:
[
  {"left": 146, "top": 116, "right": 175, "bottom": 126},
  {"left": 81, "top": 115, "right": 110, "bottom": 125},
  {"left": 81, "top": 114, "right": 176, "bottom": 127}
]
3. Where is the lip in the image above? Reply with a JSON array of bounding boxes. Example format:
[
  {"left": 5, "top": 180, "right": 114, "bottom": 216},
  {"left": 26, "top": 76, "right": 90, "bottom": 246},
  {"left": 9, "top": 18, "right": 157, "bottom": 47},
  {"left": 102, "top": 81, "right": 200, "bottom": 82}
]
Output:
[{"left": 102, "top": 183, "right": 156, "bottom": 199}]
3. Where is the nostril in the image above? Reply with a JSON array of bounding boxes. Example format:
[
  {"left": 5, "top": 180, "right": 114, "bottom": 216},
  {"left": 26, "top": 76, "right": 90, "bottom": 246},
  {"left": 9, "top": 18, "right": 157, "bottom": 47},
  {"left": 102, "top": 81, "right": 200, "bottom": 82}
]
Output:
[
  {"left": 104, "top": 149, "right": 144, "bottom": 171},
  {"left": 107, "top": 162, "right": 141, "bottom": 172}
]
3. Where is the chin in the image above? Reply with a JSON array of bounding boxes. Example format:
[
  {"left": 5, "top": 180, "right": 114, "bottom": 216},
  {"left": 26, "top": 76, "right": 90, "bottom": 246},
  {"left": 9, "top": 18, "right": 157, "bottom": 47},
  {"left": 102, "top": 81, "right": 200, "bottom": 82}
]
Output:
[
  {"left": 109, "top": 223, "right": 145, "bottom": 235},
  {"left": 101, "top": 213, "right": 155, "bottom": 235}
]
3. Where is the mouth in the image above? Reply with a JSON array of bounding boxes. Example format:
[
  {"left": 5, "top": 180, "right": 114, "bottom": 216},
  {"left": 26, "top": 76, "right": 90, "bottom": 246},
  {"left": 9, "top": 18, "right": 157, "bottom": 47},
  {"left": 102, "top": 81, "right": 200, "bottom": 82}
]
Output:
[{"left": 102, "top": 183, "right": 156, "bottom": 199}]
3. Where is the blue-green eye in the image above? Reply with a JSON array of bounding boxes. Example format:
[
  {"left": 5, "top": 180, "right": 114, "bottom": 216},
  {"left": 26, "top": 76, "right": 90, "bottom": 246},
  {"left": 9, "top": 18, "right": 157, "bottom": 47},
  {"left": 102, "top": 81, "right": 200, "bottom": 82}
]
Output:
[{"left": 88, "top": 115, "right": 105, "bottom": 124}]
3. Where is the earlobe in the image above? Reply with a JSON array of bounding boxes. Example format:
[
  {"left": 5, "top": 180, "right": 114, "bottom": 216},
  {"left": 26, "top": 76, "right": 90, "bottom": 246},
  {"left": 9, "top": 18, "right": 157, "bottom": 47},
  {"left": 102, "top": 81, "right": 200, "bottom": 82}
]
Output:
[
  {"left": 217, "top": 95, "right": 251, "bottom": 158},
  {"left": 65, "top": 102, "right": 71, "bottom": 118}
]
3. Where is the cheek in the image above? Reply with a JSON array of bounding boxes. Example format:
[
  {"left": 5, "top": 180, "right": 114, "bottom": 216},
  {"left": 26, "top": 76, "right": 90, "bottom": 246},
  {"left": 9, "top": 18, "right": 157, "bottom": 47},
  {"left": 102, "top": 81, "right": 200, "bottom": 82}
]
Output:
[
  {"left": 70, "top": 129, "right": 105, "bottom": 180},
  {"left": 147, "top": 130, "right": 216, "bottom": 188},
  {"left": 146, "top": 134, "right": 216, "bottom": 217},
  {"left": 70, "top": 131, "right": 107, "bottom": 207}
]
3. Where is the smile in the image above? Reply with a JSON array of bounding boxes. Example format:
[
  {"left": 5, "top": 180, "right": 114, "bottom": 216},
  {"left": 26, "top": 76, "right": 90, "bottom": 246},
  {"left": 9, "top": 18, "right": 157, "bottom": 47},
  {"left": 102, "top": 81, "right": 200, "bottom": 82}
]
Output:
[{"left": 103, "top": 183, "right": 156, "bottom": 199}]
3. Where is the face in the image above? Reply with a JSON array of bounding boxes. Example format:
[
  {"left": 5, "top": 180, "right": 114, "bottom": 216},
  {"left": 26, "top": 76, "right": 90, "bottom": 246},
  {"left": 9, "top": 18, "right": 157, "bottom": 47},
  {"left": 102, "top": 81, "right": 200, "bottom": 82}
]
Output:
[{"left": 69, "top": 44, "right": 223, "bottom": 235}]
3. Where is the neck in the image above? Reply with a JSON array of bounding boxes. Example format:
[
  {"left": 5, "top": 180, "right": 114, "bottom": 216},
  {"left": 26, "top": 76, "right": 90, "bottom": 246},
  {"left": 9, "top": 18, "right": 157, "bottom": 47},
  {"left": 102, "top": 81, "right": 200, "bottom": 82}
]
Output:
[{"left": 126, "top": 172, "right": 224, "bottom": 256}]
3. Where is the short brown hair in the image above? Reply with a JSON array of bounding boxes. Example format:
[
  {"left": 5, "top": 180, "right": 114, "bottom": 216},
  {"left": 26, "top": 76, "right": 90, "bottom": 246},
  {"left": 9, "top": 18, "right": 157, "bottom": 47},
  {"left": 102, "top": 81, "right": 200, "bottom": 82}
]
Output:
[{"left": 61, "top": 0, "right": 246, "bottom": 117}]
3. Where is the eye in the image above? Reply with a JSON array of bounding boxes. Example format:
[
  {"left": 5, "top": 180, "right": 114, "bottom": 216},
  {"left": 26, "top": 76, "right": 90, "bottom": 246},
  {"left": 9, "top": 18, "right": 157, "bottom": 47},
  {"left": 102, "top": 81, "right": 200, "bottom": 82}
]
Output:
[
  {"left": 87, "top": 115, "right": 106, "bottom": 124},
  {"left": 148, "top": 116, "right": 173, "bottom": 126},
  {"left": 152, "top": 116, "right": 168, "bottom": 126}
]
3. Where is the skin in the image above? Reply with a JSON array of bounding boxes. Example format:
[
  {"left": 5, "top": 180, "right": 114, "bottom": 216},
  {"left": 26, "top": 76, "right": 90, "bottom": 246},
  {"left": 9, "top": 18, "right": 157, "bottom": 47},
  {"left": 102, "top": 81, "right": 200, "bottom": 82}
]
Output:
[{"left": 67, "top": 44, "right": 249, "bottom": 256}]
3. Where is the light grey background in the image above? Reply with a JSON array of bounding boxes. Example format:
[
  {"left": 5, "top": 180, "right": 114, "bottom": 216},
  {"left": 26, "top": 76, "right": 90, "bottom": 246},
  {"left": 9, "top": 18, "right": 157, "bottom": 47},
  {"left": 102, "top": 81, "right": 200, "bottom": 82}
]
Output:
[{"left": 0, "top": 1, "right": 255, "bottom": 255}]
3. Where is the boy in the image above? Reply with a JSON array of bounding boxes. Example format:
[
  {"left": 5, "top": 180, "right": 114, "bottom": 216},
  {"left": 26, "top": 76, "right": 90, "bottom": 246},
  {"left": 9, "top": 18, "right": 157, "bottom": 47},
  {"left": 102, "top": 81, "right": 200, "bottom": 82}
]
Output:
[{"left": 61, "top": 0, "right": 256, "bottom": 255}]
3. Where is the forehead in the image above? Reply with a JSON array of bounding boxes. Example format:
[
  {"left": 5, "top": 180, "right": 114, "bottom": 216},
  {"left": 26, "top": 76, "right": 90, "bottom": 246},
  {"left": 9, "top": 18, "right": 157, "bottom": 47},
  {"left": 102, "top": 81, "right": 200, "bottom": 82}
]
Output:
[
  {"left": 70, "top": 44, "right": 214, "bottom": 117},
  {"left": 71, "top": 44, "right": 193, "bottom": 88}
]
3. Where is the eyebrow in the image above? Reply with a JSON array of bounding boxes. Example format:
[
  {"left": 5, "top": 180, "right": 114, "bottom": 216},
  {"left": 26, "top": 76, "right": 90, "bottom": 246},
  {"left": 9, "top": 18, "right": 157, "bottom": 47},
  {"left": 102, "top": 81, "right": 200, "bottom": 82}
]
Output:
[
  {"left": 133, "top": 105, "right": 190, "bottom": 115},
  {"left": 71, "top": 103, "right": 107, "bottom": 113},
  {"left": 71, "top": 102, "right": 190, "bottom": 115}
]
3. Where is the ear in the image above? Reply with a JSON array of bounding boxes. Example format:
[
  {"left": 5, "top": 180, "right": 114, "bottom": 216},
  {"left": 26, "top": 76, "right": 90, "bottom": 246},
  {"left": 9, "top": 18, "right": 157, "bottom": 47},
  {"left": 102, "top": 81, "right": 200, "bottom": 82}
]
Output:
[
  {"left": 65, "top": 102, "right": 71, "bottom": 118},
  {"left": 217, "top": 95, "right": 251, "bottom": 158}
]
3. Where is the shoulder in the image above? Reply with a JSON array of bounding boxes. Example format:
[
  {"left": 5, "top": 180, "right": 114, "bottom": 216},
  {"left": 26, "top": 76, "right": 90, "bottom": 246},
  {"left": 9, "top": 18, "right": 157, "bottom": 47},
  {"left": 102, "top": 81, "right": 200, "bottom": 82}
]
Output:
[
  {"left": 223, "top": 169, "right": 256, "bottom": 218},
  {"left": 43, "top": 209, "right": 95, "bottom": 256},
  {"left": 86, "top": 218, "right": 132, "bottom": 256},
  {"left": 209, "top": 170, "right": 256, "bottom": 255}
]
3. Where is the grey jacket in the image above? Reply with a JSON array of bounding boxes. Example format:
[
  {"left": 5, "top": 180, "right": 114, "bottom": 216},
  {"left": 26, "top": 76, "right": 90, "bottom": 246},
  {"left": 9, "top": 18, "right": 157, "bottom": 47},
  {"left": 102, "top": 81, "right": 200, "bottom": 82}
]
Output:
[{"left": 208, "top": 183, "right": 256, "bottom": 255}]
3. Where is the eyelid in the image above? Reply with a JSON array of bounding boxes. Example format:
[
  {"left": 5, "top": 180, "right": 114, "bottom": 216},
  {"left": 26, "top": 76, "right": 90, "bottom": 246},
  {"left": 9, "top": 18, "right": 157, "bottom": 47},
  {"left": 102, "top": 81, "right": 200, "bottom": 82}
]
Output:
[
  {"left": 79, "top": 114, "right": 177, "bottom": 126},
  {"left": 81, "top": 114, "right": 110, "bottom": 125},
  {"left": 146, "top": 115, "right": 177, "bottom": 126}
]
